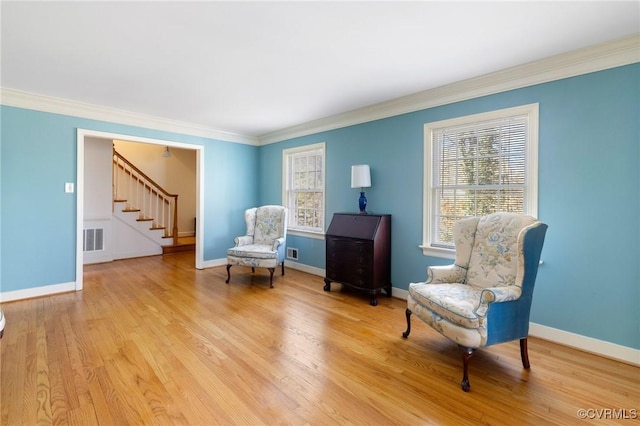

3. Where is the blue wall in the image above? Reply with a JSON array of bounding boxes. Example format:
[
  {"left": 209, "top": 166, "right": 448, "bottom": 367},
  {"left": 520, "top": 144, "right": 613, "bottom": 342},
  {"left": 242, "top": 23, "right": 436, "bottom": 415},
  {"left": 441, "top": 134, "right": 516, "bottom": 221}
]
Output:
[
  {"left": 259, "top": 64, "right": 640, "bottom": 350},
  {"left": 0, "top": 106, "right": 259, "bottom": 292},
  {"left": 1, "top": 63, "right": 638, "bottom": 350}
]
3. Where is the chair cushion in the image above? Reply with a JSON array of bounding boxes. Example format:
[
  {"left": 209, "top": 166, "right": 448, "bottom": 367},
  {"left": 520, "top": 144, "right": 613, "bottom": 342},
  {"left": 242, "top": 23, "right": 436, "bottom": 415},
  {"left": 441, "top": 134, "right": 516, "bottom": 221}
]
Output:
[
  {"left": 407, "top": 293, "right": 485, "bottom": 348},
  {"left": 227, "top": 244, "right": 278, "bottom": 260},
  {"left": 408, "top": 282, "right": 483, "bottom": 329}
]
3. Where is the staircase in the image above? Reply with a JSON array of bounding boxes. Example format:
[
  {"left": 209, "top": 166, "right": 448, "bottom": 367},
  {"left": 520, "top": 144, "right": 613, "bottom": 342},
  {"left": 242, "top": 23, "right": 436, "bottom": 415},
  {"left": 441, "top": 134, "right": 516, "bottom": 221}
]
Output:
[
  {"left": 112, "top": 200, "right": 173, "bottom": 246},
  {"left": 113, "top": 149, "right": 194, "bottom": 255}
]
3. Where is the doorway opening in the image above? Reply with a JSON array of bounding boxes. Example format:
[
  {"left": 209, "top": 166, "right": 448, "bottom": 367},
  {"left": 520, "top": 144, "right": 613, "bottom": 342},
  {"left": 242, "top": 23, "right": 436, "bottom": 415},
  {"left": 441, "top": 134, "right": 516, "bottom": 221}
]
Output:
[{"left": 76, "top": 129, "right": 205, "bottom": 291}]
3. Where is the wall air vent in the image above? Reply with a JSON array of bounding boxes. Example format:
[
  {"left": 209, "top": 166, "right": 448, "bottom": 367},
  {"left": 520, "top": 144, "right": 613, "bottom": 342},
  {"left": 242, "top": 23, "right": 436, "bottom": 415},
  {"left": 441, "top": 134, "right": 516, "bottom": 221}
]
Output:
[
  {"left": 83, "top": 228, "right": 104, "bottom": 252},
  {"left": 287, "top": 247, "right": 298, "bottom": 260}
]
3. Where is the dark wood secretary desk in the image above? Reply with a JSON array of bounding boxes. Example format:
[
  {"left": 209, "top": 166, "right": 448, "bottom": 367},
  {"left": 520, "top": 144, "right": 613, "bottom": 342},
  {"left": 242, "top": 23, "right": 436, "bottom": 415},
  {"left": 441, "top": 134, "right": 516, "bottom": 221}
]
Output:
[{"left": 323, "top": 213, "right": 391, "bottom": 306}]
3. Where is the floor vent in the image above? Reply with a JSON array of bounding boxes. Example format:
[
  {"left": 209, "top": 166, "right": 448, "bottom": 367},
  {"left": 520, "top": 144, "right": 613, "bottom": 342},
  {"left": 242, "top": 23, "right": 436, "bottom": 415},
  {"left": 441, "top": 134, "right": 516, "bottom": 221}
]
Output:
[
  {"left": 83, "top": 228, "right": 104, "bottom": 252},
  {"left": 287, "top": 247, "right": 298, "bottom": 260}
]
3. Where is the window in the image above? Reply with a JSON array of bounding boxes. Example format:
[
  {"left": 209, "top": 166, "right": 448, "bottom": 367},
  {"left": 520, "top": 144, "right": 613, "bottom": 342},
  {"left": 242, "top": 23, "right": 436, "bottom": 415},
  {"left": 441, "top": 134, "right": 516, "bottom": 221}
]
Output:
[
  {"left": 422, "top": 104, "right": 538, "bottom": 258},
  {"left": 283, "top": 143, "right": 325, "bottom": 236}
]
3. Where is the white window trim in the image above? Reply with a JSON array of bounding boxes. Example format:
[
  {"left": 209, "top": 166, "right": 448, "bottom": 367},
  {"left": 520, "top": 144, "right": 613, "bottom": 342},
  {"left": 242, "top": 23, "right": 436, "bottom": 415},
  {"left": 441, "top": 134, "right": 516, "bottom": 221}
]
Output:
[
  {"left": 421, "top": 103, "right": 539, "bottom": 259},
  {"left": 282, "top": 142, "right": 326, "bottom": 239}
]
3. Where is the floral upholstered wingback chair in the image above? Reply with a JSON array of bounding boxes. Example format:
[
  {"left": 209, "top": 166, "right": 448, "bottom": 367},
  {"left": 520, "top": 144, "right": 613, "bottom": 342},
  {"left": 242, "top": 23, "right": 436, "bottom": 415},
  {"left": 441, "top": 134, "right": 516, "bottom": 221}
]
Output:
[
  {"left": 402, "top": 212, "right": 547, "bottom": 391},
  {"left": 226, "top": 205, "right": 288, "bottom": 288}
]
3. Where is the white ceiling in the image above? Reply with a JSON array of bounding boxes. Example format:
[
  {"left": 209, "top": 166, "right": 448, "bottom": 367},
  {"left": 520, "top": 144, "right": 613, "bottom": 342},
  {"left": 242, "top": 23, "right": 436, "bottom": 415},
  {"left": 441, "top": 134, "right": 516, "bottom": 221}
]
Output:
[{"left": 2, "top": 1, "right": 639, "bottom": 139}]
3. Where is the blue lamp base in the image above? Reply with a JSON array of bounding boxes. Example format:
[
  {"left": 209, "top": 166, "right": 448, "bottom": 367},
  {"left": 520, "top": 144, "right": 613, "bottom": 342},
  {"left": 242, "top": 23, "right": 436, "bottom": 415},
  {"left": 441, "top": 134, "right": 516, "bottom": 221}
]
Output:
[{"left": 358, "top": 191, "right": 367, "bottom": 214}]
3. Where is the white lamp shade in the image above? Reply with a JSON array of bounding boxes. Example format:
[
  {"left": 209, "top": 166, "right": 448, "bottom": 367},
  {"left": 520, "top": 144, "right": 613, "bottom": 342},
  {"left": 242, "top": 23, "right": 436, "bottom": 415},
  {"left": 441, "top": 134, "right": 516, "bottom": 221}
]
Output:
[{"left": 351, "top": 164, "right": 371, "bottom": 188}]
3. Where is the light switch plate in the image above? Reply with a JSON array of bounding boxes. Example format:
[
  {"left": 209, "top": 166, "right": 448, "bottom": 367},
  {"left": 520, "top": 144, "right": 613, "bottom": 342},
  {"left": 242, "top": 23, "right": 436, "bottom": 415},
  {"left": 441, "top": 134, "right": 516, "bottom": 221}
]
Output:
[{"left": 65, "top": 182, "right": 74, "bottom": 193}]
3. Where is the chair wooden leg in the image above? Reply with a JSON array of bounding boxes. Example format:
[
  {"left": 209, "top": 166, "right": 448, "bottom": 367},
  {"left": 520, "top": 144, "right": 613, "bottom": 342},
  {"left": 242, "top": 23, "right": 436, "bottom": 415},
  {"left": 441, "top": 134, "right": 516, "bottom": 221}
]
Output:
[
  {"left": 268, "top": 268, "right": 275, "bottom": 288},
  {"left": 402, "top": 308, "right": 412, "bottom": 338},
  {"left": 225, "top": 264, "right": 232, "bottom": 283},
  {"left": 281, "top": 261, "right": 285, "bottom": 276},
  {"left": 520, "top": 338, "right": 530, "bottom": 369},
  {"left": 461, "top": 347, "right": 475, "bottom": 392},
  {"left": 251, "top": 267, "right": 255, "bottom": 273}
]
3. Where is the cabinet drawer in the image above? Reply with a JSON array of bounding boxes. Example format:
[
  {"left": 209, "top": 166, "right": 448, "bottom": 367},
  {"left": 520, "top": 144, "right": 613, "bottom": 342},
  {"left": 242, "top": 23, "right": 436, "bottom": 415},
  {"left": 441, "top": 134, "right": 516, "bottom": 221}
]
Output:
[
  {"left": 326, "top": 252, "right": 371, "bottom": 268},
  {"left": 327, "top": 269, "right": 373, "bottom": 288},
  {"left": 327, "top": 259, "right": 372, "bottom": 276},
  {"left": 327, "top": 238, "right": 372, "bottom": 257}
]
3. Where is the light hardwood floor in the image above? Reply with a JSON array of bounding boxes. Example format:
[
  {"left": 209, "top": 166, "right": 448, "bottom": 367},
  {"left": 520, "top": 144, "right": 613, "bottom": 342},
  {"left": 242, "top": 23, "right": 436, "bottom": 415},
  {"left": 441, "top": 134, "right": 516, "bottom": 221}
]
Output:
[{"left": 1, "top": 253, "right": 638, "bottom": 425}]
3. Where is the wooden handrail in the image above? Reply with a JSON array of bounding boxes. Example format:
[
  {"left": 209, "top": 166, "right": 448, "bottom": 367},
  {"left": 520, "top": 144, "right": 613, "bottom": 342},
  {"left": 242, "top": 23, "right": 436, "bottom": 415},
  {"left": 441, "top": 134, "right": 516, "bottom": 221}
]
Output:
[
  {"left": 114, "top": 164, "right": 178, "bottom": 204},
  {"left": 113, "top": 149, "right": 179, "bottom": 245},
  {"left": 114, "top": 150, "right": 178, "bottom": 199}
]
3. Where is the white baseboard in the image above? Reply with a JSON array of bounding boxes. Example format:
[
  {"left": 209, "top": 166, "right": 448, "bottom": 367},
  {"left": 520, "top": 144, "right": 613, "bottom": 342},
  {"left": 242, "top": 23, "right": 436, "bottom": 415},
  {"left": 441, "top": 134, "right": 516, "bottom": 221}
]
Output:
[
  {"left": 83, "top": 253, "right": 114, "bottom": 265},
  {"left": 529, "top": 323, "right": 639, "bottom": 366},
  {"left": 393, "top": 287, "right": 409, "bottom": 300},
  {"left": 113, "top": 248, "right": 163, "bottom": 260},
  {"left": 0, "top": 281, "right": 76, "bottom": 303},
  {"left": 200, "top": 258, "right": 227, "bottom": 269},
  {"left": 284, "top": 260, "right": 325, "bottom": 277}
]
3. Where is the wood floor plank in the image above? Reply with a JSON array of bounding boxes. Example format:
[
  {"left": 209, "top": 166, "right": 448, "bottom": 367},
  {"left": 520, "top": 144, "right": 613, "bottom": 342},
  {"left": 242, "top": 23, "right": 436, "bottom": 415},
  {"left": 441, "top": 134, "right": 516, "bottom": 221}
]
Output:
[{"left": 1, "top": 252, "right": 638, "bottom": 425}]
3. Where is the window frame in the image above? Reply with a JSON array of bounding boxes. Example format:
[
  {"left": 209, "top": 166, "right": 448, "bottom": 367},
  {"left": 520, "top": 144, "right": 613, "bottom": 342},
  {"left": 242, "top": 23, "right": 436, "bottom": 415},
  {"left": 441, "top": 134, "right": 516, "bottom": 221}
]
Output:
[
  {"left": 422, "top": 103, "right": 539, "bottom": 259},
  {"left": 282, "top": 142, "right": 326, "bottom": 239}
]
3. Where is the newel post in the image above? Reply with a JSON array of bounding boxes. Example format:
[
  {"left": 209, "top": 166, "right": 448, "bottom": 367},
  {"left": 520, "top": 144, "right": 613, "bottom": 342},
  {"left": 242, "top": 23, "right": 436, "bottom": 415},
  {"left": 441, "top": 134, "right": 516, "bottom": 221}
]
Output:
[{"left": 172, "top": 195, "right": 179, "bottom": 246}]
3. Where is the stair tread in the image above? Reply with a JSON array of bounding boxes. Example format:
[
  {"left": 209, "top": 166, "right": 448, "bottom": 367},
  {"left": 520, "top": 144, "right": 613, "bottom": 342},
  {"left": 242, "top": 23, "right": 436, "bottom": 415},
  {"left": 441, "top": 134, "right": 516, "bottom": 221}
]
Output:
[
  {"left": 162, "top": 242, "right": 195, "bottom": 255},
  {"left": 122, "top": 209, "right": 141, "bottom": 212}
]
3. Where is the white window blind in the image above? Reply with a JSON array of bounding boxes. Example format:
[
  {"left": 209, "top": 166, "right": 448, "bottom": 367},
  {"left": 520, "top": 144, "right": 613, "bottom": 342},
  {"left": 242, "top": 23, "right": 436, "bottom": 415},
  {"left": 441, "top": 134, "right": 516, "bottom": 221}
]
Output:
[{"left": 423, "top": 104, "right": 538, "bottom": 255}]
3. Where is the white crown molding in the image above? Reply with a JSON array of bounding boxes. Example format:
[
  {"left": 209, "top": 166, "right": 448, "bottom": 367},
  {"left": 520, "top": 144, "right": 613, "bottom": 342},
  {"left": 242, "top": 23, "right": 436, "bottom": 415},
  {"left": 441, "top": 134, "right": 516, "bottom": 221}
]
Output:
[
  {"left": 0, "top": 88, "right": 260, "bottom": 146},
  {"left": 259, "top": 34, "right": 640, "bottom": 145},
  {"left": 2, "top": 35, "right": 637, "bottom": 147}
]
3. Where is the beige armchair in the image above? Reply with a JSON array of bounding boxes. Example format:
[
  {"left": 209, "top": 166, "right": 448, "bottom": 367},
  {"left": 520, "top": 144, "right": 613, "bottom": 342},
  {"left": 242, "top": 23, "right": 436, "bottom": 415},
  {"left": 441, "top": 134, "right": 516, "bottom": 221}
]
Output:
[
  {"left": 226, "top": 205, "right": 288, "bottom": 288},
  {"left": 403, "top": 212, "right": 547, "bottom": 391}
]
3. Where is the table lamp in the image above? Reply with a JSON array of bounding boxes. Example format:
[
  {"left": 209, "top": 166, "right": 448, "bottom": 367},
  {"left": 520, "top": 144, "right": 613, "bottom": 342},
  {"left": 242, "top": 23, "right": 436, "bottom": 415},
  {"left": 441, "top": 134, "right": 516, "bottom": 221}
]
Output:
[{"left": 351, "top": 164, "right": 371, "bottom": 214}]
